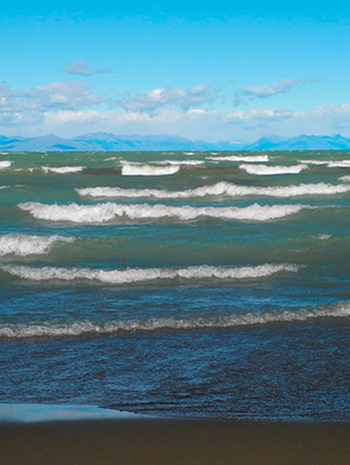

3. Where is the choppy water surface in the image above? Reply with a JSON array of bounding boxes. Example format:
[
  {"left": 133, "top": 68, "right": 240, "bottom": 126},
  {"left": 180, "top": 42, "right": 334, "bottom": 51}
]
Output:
[{"left": 0, "top": 150, "right": 349, "bottom": 420}]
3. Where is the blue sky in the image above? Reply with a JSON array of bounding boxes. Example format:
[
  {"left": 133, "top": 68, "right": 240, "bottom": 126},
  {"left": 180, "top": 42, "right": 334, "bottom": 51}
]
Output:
[{"left": 1, "top": 2, "right": 350, "bottom": 141}]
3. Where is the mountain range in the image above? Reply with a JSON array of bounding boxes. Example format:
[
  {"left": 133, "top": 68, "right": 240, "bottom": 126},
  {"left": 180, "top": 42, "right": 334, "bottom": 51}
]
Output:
[{"left": 1, "top": 133, "right": 350, "bottom": 151}]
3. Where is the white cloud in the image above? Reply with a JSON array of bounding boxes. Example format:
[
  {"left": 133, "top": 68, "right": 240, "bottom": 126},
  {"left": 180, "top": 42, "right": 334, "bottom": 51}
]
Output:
[
  {"left": 115, "top": 84, "right": 217, "bottom": 112},
  {"left": 63, "top": 60, "right": 113, "bottom": 76},
  {"left": 234, "top": 78, "right": 321, "bottom": 106},
  {"left": 0, "top": 81, "right": 102, "bottom": 126},
  {"left": 1, "top": 78, "right": 350, "bottom": 142}
]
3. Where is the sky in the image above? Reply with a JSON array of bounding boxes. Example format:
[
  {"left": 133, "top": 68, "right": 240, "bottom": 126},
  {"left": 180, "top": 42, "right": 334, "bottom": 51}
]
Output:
[{"left": 1, "top": 1, "right": 350, "bottom": 142}]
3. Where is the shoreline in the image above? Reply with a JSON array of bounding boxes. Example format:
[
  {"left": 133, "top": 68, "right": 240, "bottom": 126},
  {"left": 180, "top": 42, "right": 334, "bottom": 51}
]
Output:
[{"left": 1, "top": 416, "right": 350, "bottom": 465}]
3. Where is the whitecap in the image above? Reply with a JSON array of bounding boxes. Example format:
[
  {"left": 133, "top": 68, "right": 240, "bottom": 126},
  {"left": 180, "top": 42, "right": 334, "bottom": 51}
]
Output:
[
  {"left": 41, "top": 166, "right": 85, "bottom": 174},
  {"left": 155, "top": 160, "right": 204, "bottom": 166},
  {"left": 18, "top": 202, "right": 309, "bottom": 223},
  {"left": 327, "top": 160, "right": 350, "bottom": 168},
  {"left": 121, "top": 164, "right": 180, "bottom": 176},
  {"left": 339, "top": 175, "right": 350, "bottom": 182},
  {"left": 1, "top": 263, "right": 299, "bottom": 284},
  {"left": 207, "top": 155, "right": 269, "bottom": 163},
  {"left": 1, "top": 300, "right": 349, "bottom": 340},
  {"left": 0, "top": 161, "right": 11, "bottom": 169},
  {"left": 299, "top": 160, "right": 329, "bottom": 165},
  {"left": 77, "top": 182, "right": 350, "bottom": 199},
  {"left": 0, "top": 234, "right": 74, "bottom": 257},
  {"left": 239, "top": 164, "right": 308, "bottom": 175}
]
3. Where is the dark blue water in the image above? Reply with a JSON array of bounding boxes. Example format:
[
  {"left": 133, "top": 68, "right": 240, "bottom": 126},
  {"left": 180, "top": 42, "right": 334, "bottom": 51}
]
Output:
[{"left": 0, "top": 150, "right": 349, "bottom": 420}]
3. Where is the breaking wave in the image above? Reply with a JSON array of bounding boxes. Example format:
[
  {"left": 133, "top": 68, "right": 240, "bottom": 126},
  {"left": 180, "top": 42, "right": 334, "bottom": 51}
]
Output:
[
  {"left": 239, "top": 164, "right": 308, "bottom": 175},
  {"left": 77, "top": 182, "right": 350, "bottom": 200},
  {"left": 0, "top": 161, "right": 11, "bottom": 169},
  {"left": 1, "top": 263, "right": 299, "bottom": 284},
  {"left": 299, "top": 160, "right": 329, "bottom": 165},
  {"left": 327, "top": 161, "right": 350, "bottom": 168},
  {"left": 41, "top": 166, "right": 85, "bottom": 174},
  {"left": 207, "top": 155, "right": 269, "bottom": 162},
  {"left": 0, "top": 234, "right": 74, "bottom": 257},
  {"left": 121, "top": 164, "right": 180, "bottom": 176},
  {"left": 1, "top": 301, "right": 349, "bottom": 340},
  {"left": 18, "top": 202, "right": 308, "bottom": 223},
  {"left": 154, "top": 160, "right": 204, "bottom": 166}
]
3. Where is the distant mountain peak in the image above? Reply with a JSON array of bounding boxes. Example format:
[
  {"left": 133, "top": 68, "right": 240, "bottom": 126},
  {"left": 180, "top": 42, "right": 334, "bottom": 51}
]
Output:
[{"left": 0, "top": 133, "right": 350, "bottom": 151}]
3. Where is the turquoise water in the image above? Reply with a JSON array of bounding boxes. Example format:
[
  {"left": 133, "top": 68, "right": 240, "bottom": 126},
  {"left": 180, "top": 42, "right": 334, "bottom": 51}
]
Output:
[{"left": 0, "top": 150, "right": 349, "bottom": 420}]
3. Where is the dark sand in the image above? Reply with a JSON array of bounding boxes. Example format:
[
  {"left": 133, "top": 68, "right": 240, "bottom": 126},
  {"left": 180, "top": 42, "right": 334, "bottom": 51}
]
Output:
[{"left": 1, "top": 419, "right": 350, "bottom": 465}]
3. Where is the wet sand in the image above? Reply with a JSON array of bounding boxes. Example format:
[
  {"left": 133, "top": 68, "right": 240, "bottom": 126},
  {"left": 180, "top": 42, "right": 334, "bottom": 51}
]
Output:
[{"left": 1, "top": 418, "right": 350, "bottom": 465}]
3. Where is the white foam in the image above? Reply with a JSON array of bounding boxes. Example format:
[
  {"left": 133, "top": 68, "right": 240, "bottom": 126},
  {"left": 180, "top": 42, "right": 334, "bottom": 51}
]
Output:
[
  {"left": 121, "top": 164, "right": 179, "bottom": 176},
  {"left": 1, "top": 263, "right": 299, "bottom": 284},
  {"left": 0, "top": 234, "right": 74, "bottom": 257},
  {"left": 155, "top": 160, "right": 204, "bottom": 166},
  {"left": 207, "top": 155, "right": 269, "bottom": 162},
  {"left": 41, "top": 166, "right": 85, "bottom": 174},
  {"left": 239, "top": 164, "right": 308, "bottom": 175},
  {"left": 1, "top": 301, "right": 349, "bottom": 340},
  {"left": 0, "top": 186, "right": 9, "bottom": 190},
  {"left": 327, "top": 160, "right": 350, "bottom": 168},
  {"left": 0, "top": 161, "right": 11, "bottom": 169},
  {"left": 318, "top": 234, "right": 331, "bottom": 240},
  {"left": 299, "top": 160, "right": 329, "bottom": 165},
  {"left": 339, "top": 175, "right": 350, "bottom": 182},
  {"left": 18, "top": 202, "right": 308, "bottom": 223},
  {"left": 77, "top": 182, "right": 350, "bottom": 200},
  {"left": 183, "top": 151, "right": 194, "bottom": 155}
]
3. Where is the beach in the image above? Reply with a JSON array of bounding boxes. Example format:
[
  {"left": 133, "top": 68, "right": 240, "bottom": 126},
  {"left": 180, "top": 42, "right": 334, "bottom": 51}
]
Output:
[{"left": 1, "top": 417, "right": 350, "bottom": 465}]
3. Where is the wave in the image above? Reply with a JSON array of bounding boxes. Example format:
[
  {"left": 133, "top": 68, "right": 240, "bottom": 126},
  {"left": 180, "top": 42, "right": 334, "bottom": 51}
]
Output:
[
  {"left": 77, "top": 182, "right": 350, "bottom": 200},
  {"left": 0, "top": 234, "right": 74, "bottom": 257},
  {"left": 121, "top": 164, "right": 180, "bottom": 176},
  {"left": 1, "top": 301, "right": 348, "bottom": 340},
  {"left": 299, "top": 160, "right": 329, "bottom": 165},
  {"left": 183, "top": 151, "right": 194, "bottom": 155},
  {"left": 339, "top": 175, "right": 350, "bottom": 182},
  {"left": 207, "top": 155, "right": 269, "bottom": 162},
  {"left": 154, "top": 160, "right": 204, "bottom": 166},
  {"left": 0, "top": 161, "right": 11, "bottom": 169},
  {"left": 1, "top": 263, "right": 299, "bottom": 284},
  {"left": 239, "top": 164, "right": 308, "bottom": 175},
  {"left": 327, "top": 161, "right": 350, "bottom": 168},
  {"left": 18, "top": 202, "right": 308, "bottom": 223},
  {"left": 41, "top": 166, "right": 85, "bottom": 174}
]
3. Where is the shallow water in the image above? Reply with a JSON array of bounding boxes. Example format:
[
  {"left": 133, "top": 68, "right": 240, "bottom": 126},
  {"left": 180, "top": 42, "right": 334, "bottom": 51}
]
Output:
[{"left": 0, "top": 150, "right": 349, "bottom": 420}]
